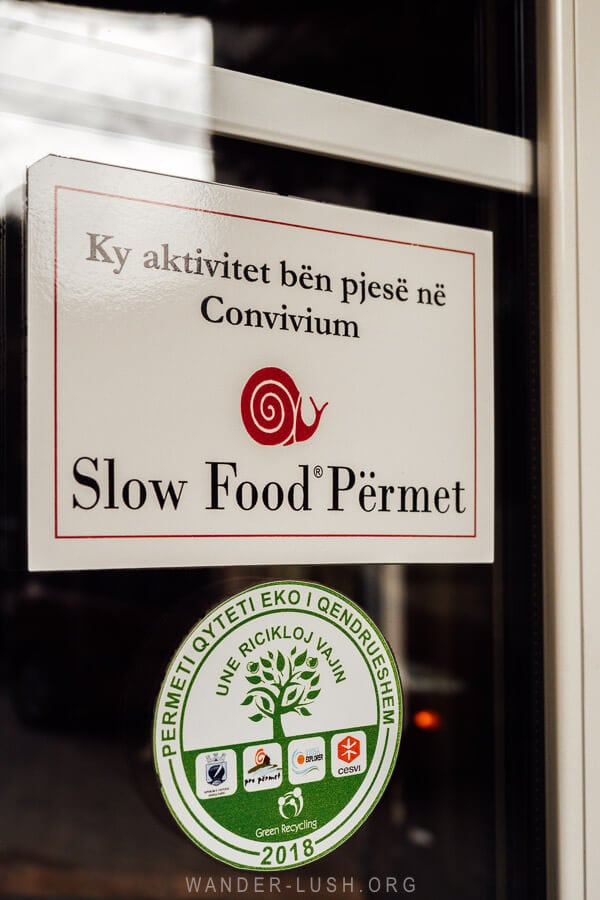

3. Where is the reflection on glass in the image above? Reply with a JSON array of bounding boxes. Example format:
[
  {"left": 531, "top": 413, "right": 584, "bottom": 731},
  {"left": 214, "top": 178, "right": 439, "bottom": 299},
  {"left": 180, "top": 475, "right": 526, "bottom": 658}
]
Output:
[{"left": 0, "top": 0, "right": 213, "bottom": 212}]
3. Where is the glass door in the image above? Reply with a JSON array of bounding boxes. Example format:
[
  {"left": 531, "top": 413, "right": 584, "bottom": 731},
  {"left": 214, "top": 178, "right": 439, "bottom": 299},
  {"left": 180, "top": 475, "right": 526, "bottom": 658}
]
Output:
[{"left": 0, "top": 2, "right": 544, "bottom": 898}]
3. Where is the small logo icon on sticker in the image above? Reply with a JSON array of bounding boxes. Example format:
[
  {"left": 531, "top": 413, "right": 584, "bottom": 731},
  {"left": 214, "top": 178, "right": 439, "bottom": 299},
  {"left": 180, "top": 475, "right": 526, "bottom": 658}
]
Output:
[
  {"left": 337, "top": 735, "right": 361, "bottom": 763},
  {"left": 332, "top": 731, "right": 367, "bottom": 777},
  {"left": 243, "top": 743, "right": 282, "bottom": 792},
  {"left": 195, "top": 748, "right": 237, "bottom": 799},
  {"left": 288, "top": 737, "right": 326, "bottom": 784},
  {"left": 206, "top": 752, "right": 227, "bottom": 786},
  {"left": 278, "top": 787, "right": 304, "bottom": 819}
]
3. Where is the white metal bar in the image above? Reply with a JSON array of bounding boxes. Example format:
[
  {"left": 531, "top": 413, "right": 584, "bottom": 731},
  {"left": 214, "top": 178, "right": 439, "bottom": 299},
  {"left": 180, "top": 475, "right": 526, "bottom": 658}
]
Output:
[
  {"left": 211, "top": 66, "right": 535, "bottom": 193},
  {"left": 537, "top": 0, "right": 586, "bottom": 896}
]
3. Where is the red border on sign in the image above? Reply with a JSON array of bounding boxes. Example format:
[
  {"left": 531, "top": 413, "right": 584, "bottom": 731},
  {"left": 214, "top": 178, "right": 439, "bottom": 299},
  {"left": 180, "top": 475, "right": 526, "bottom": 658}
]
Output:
[{"left": 53, "top": 185, "right": 479, "bottom": 541}]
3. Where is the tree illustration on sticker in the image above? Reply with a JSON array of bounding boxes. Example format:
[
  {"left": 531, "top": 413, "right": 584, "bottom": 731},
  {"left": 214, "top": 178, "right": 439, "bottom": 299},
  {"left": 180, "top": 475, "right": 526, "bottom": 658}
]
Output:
[{"left": 241, "top": 647, "right": 320, "bottom": 741}]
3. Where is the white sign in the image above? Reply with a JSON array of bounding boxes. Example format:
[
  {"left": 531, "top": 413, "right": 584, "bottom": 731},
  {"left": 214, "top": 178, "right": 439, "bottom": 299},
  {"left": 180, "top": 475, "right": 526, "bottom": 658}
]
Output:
[{"left": 27, "top": 155, "right": 493, "bottom": 570}]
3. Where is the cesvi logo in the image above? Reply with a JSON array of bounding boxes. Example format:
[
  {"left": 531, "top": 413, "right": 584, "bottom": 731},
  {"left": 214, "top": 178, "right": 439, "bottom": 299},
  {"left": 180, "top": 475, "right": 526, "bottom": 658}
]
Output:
[
  {"left": 337, "top": 735, "right": 361, "bottom": 764},
  {"left": 241, "top": 367, "right": 328, "bottom": 446}
]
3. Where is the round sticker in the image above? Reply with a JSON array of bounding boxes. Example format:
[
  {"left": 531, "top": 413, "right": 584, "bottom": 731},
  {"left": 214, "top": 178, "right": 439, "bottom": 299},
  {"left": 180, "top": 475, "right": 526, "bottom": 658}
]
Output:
[{"left": 153, "top": 581, "right": 402, "bottom": 870}]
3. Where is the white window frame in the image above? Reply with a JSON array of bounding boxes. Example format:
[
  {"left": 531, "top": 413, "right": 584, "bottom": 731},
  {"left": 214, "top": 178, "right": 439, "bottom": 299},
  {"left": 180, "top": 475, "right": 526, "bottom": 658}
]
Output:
[{"left": 538, "top": 0, "right": 599, "bottom": 897}]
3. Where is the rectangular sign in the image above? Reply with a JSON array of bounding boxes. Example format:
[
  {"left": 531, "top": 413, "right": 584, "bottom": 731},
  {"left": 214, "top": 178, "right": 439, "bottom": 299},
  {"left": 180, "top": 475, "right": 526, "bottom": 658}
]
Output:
[{"left": 27, "top": 155, "right": 493, "bottom": 570}]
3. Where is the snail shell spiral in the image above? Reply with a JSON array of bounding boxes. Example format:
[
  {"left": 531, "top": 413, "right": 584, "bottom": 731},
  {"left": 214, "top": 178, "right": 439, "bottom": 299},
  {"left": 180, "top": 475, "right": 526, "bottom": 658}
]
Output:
[
  {"left": 241, "top": 367, "right": 299, "bottom": 446},
  {"left": 241, "top": 367, "right": 328, "bottom": 446}
]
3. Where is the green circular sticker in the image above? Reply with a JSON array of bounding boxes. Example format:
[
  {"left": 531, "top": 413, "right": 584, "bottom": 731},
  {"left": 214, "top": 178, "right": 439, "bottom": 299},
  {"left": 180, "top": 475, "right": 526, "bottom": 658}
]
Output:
[{"left": 153, "top": 581, "right": 402, "bottom": 870}]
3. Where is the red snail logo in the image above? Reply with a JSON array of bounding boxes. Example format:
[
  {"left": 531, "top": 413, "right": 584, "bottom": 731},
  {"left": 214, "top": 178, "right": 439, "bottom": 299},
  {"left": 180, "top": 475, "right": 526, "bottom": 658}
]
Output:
[{"left": 241, "top": 367, "right": 328, "bottom": 446}]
